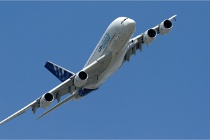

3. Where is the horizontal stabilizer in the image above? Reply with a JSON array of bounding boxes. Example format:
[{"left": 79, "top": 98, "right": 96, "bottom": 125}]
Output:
[{"left": 45, "top": 61, "right": 75, "bottom": 82}]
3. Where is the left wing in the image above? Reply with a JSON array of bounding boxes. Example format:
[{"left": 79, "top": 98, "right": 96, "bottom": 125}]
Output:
[{"left": 124, "top": 15, "right": 177, "bottom": 62}]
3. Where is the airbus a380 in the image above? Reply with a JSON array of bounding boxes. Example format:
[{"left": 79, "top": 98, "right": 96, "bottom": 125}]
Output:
[{"left": 0, "top": 15, "right": 177, "bottom": 125}]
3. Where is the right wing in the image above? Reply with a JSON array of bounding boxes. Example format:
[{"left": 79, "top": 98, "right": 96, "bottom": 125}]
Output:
[
  {"left": 0, "top": 76, "right": 75, "bottom": 125},
  {"left": 0, "top": 51, "right": 113, "bottom": 125}
]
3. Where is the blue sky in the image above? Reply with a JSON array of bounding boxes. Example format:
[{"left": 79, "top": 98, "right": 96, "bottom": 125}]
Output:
[{"left": 0, "top": 1, "right": 210, "bottom": 139}]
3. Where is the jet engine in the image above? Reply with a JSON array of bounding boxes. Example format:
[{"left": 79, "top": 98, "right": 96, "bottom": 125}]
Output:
[
  {"left": 40, "top": 93, "right": 54, "bottom": 108},
  {"left": 74, "top": 71, "right": 88, "bottom": 87},
  {"left": 159, "top": 19, "right": 173, "bottom": 35},
  {"left": 143, "top": 29, "right": 157, "bottom": 45}
]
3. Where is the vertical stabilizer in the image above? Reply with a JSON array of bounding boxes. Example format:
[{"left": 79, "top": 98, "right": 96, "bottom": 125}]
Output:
[{"left": 45, "top": 61, "right": 75, "bottom": 82}]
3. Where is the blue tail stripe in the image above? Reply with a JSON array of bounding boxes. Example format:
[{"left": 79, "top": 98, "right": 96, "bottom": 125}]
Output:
[{"left": 45, "top": 61, "right": 74, "bottom": 82}]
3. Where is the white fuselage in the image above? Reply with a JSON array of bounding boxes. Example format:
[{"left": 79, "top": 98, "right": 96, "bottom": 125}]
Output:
[{"left": 83, "top": 17, "right": 136, "bottom": 89}]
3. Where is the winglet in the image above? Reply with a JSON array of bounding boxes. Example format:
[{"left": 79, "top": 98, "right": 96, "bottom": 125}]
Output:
[{"left": 169, "top": 15, "right": 177, "bottom": 21}]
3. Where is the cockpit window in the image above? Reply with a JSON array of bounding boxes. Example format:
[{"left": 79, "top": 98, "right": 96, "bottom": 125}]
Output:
[{"left": 121, "top": 18, "right": 128, "bottom": 24}]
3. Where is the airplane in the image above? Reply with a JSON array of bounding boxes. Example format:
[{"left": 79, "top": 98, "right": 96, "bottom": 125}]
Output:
[{"left": 0, "top": 15, "right": 177, "bottom": 125}]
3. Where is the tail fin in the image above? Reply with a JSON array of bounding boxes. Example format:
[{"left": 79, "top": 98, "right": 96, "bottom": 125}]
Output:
[{"left": 44, "top": 61, "right": 75, "bottom": 82}]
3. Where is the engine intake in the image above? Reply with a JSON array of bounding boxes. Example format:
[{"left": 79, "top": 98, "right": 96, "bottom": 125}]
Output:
[
  {"left": 143, "top": 29, "right": 157, "bottom": 45},
  {"left": 40, "top": 93, "right": 54, "bottom": 108},
  {"left": 79, "top": 71, "right": 88, "bottom": 80},
  {"left": 74, "top": 71, "right": 88, "bottom": 87},
  {"left": 159, "top": 19, "right": 173, "bottom": 35}
]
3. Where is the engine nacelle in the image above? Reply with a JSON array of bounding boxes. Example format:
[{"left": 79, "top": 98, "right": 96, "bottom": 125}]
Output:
[
  {"left": 40, "top": 93, "right": 54, "bottom": 108},
  {"left": 143, "top": 29, "right": 157, "bottom": 45},
  {"left": 74, "top": 71, "right": 88, "bottom": 87},
  {"left": 159, "top": 19, "right": 172, "bottom": 35}
]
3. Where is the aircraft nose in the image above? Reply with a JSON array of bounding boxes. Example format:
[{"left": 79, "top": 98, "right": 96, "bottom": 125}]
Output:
[{"left": 124, "top": 18, "right": 136, "bottom": 33}]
